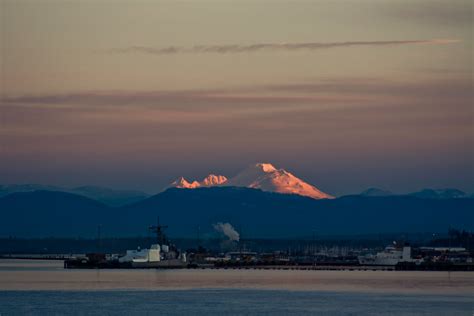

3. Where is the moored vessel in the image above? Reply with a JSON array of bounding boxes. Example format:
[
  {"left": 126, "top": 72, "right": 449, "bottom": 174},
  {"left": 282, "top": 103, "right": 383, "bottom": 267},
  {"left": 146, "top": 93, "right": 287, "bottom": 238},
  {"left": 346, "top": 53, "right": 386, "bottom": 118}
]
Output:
[
  {"left": 65, "top": 219, "right": 187, "bottom": 269},
  {"left": 358, "top": 244, "right": 419, "bottom": 266}
]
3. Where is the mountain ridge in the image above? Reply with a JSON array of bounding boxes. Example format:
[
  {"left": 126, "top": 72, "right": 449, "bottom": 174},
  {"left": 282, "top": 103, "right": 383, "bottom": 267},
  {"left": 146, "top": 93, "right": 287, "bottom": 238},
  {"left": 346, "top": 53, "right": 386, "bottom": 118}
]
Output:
[
  {"left": 1, "top": 187, "right": 473, "bottom": 238},
  {"left": 169, "top": 162, "right": 333, "bottom": 199},
  {"left": 360, "top": 188, "right": 393, "bottom": 197},
  {"left": 0, "top": 184, "right": 149, "bottom": 207}
]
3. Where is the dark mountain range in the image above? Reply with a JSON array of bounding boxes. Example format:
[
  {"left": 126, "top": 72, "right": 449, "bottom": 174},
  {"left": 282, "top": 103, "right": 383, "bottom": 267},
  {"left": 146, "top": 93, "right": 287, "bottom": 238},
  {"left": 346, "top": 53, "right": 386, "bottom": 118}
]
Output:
[
  {"left": 0, "top": 191, "right": 112, "bottom": 237},
  {"left": 408, "top": 188, "right": 468, "bottom": 199},
  {"left": 0, "top": 187, "right": 472, "bottom": 238},
  {"left": 359, "top": 188, "right": 393, "bottom": 197},
  {"left": 68, "top": 186, "right": 149, "bottom": 207},
  {"left": 0, "top": 184, "right": 62, "bottom": 196},
  {"left": 357, "top": 188, "right": 470, "bottom": 199},
  {"left": 0, "top": 184, "right": 149, "bottom": 207}
]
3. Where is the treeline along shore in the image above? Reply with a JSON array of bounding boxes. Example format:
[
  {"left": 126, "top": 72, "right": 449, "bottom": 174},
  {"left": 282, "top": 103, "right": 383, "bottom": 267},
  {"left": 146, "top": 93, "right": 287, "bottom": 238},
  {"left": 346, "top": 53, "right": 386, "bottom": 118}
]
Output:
[{"left": 1, "top": 231, "right": 471, "bottom": 255}]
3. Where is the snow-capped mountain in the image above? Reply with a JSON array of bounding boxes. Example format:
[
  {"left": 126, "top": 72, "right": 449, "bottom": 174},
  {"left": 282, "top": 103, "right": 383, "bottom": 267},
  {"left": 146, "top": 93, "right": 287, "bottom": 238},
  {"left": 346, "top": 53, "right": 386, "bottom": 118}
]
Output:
[
  {"left": 170, "top": 174, "right": 227, "bottom": 189},
  {"left": 169, "top": 163, "right": 333, "bottom": 199},
  {"left": 170, "top": 177, "right": 201, "bottom": 189},
  {"left": 227, "top": 163, "right": 333, "bottom": 199},
  {"left": 200, "top": 174, "right": 228, "bottom": 187}
]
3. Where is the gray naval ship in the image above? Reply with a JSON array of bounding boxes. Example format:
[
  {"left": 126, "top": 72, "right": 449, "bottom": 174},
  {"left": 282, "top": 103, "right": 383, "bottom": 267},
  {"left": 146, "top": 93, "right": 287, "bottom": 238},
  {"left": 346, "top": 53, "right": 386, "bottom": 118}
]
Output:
[
  {"left": 64, "top": 220, "right": 187, "bottom": 269},
  {"left": 118, "top": 220, "right": 187, "bottom": 268}
]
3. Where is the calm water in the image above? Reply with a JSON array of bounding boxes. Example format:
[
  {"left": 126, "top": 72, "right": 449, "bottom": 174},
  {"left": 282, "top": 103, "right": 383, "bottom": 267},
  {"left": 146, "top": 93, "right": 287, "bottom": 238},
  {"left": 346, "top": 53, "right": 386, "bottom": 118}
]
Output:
[
  {"left": 1, "top": 289, "right": 473, "bottom": 316},
  {"left": 0, "top": 260, "right": 473, "bottom": 315}
]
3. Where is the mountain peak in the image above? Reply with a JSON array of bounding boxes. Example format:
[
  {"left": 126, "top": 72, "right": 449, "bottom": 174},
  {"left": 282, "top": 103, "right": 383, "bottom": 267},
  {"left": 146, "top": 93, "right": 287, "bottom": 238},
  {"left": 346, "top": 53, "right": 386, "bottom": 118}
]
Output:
[
  {"left": 227, "top": 163, "right": 333, "bottom": 199},
  {"left": 169, "top": 174, "right": 227, "bottom": 189},
  {"left": 254, "top": 163, "right": 277, "bottom": 173},
  {"left": 171, "top": 177, "right": 200, "bottom": 189},
  {"left": 167, "top": 163, "right": 333, "bottom": 199},
  {"left": 201, "top": 174, "right": 228, "bottom": 186}
]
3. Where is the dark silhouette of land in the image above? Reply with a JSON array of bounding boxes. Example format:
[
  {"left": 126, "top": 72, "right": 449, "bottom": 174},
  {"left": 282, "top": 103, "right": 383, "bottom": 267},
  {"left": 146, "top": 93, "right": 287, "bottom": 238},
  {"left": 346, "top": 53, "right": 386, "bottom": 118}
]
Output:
[{"left": 0, "top": 187, "right": 472, "bottom": 238}]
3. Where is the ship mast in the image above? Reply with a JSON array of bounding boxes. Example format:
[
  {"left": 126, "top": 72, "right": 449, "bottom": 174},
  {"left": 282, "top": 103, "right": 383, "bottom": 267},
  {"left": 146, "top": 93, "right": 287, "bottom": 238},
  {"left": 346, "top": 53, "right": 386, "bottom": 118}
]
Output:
[{"left": 149, "top": 217, "right": 168, "bottom": 245}]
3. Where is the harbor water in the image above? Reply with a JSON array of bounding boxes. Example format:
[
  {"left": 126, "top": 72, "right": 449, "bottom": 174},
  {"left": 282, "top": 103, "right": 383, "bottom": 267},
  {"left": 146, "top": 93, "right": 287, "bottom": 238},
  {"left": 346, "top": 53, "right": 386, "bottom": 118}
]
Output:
[{"left": 0, "top": 259, "right": 473, "bottom": 315}]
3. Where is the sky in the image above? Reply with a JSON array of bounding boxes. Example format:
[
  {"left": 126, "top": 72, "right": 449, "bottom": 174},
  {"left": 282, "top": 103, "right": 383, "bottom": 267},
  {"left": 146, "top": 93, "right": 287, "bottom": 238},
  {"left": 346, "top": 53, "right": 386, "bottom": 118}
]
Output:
[{"left": 1, "top": 0, "right": 473, "bottom": 196}]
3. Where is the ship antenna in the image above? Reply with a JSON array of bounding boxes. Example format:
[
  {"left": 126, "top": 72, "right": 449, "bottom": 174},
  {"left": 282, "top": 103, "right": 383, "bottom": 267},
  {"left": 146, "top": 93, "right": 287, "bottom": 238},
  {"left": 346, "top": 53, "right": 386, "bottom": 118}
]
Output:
[
  {"left": 149, "top": 216, "right": 168, "bottom": 245},
  {"left": 197, "top": 225, "right": 201, "bottom": 250},
  {"left": 97, "top": 224, "right": 102, "bottom": 253}
]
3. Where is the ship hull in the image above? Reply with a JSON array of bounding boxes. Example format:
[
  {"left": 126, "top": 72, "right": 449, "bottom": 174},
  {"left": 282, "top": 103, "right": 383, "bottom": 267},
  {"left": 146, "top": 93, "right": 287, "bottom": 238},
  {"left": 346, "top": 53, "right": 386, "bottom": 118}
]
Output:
[
  {"left": 358, "top": 257, "right": 400, "bottom": 266},
  {"left": 131, "top": 259, "right": 187, "bottom": 269}
]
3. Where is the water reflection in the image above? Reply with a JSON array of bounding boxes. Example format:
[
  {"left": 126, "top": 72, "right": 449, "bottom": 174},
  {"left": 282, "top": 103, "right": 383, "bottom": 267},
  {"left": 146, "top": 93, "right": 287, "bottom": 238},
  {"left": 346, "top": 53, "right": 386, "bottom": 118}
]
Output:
[{"left": 0, "top": 259, "right": 473, "bottom": 295}]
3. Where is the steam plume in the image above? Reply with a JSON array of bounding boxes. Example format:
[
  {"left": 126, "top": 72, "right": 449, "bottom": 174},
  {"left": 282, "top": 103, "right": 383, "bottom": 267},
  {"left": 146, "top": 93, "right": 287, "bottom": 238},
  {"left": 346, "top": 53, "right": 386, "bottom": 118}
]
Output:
[{"left": 213, "top": 222, "right": 240, "bottom": 242}]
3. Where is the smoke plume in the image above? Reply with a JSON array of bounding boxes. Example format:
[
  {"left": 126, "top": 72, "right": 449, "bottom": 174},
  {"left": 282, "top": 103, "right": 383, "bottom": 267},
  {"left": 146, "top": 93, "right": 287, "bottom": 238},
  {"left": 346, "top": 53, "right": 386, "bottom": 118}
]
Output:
[{"left": 213, "top": 222, "right": 240, "bottom": 242}]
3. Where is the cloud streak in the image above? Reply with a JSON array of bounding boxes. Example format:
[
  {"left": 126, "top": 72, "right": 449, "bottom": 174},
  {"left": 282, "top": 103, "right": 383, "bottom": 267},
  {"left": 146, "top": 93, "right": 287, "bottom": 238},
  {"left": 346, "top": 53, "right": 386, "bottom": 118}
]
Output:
[
  {"left": 3, "top": 77, "right": 469, "bottom": 111},
  {"left": 109, "top": 39, "right": 459, "bottom": 55}
]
